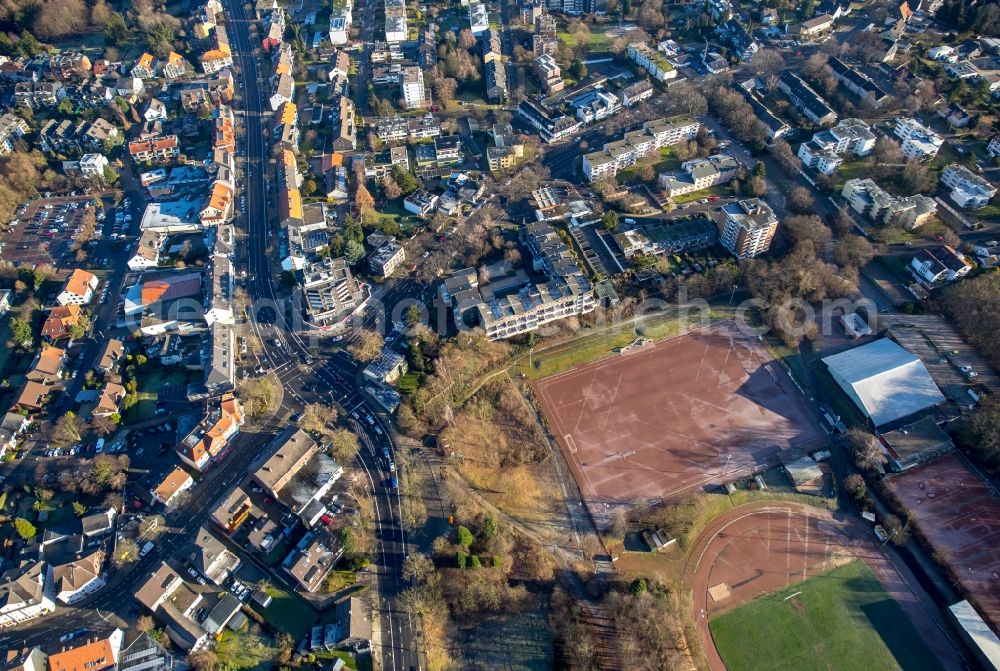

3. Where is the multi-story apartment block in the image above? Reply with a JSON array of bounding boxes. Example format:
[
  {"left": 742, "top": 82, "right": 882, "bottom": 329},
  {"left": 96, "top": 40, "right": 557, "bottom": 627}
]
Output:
[
  {"left": 400, "top": 66, "right": 426, "bottom": 109},
  {"left": 532, "top": 54, "right": 563, "bottom": 94},
  {"left": 893, "top": 117, "right": 944, "bottom": 160},
  {"left": 301, "top": 257, "right": 365, "bottom": 326},
  {"left": 659, "top": 153, "right": 740, "bottom": 197},
  {"left": 797, "top": 118, "right": 876, "bottom": 175},
  {"left": 626, "top": 43, "right": 677, "bottom": 82},
  {"left": 720, "top": 198, "right": 779, "bottom": 259},
  {"left": 826, "top": 57, "right": 891, "bottom": 107},
  {"left": 368, "top": 238, "right": 406, "bottom": 277},
  {"left": 614, "top": 218, "right": 717, "bottom": 258},
  {"left": 778, "top": 71, "right": 837, "bottom": 126},
  {"left": 533, "top": 13, "right": 559, "bottom": 56},
  {"left": 469, "top": 2, "right": 489, "bottom": 36},
  {"left": 842, "top": 178, "right": 938, "bottom": 229},
  {"left": 582, "top": 116, "right": 700, "bottom": 182},
  {"left": 128, "top": 135, "right": 180, "bottom": 162},
  {"left": 0, "top": 113, "right": 28, "bottom": 154},
  {"left": 941, "top": 164, "right": 997, "bottom": 209}
]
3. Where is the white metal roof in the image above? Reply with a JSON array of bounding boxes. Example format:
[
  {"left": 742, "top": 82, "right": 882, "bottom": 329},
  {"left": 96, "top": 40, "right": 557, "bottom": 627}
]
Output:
[{"left": 822, "top": 338, "right": 945, "bottom": 427}]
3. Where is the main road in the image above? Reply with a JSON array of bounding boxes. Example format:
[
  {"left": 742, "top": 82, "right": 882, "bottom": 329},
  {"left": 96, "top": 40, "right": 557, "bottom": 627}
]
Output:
[{"left": 220, "top": 2, "right": 420, "bottom": 669}]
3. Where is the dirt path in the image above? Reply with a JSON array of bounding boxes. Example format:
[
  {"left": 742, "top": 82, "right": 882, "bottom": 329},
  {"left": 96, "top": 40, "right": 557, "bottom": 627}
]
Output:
[{"left": 683, "top": 502, "right": 967, "bottom": 671}]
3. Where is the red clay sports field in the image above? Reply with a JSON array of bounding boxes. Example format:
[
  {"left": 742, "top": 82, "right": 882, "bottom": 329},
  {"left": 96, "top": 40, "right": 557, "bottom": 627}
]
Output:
[{"left": 534, "top": 321, "right": 821, "bottom": 508}]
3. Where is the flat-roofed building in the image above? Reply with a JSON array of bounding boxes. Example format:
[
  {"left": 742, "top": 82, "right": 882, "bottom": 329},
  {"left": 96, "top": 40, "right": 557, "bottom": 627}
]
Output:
[{"left": 720, "top": 198, "right": 778, "bottom": 259}]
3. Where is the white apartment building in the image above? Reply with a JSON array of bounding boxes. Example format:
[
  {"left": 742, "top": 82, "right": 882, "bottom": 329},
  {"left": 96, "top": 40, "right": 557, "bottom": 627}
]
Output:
[
  {"left": 797, "top": 118, "right": 875, "bottom": 175},
  {"left": 894, "top": 117, "right": 944, "bottom": 160},
  {"left": 469, "top": 2, "right": 489, "bottom": 36},
  {"left": 941, "top": 163, "right": 997, "bottom": 209},
  {"left": 842, "top": 178, "right": 938, "bottom": 229},
  {"left": 582, "top": 116, "right": 700, "bottom": 181},
  {"left": 79, "top": 153, "right": 109, "bottom": 178},
  {"left": 400, "top": 66, "right": 426, "bottom": 109},
  {"left": 659, "top": 153, "right": 739, "bottom": 197},
  {"left": 626, "top": 42, "right": 677, "bottom": 82},
  {"left": 721, "top": 198, "right": 778, "bottom": 258}
]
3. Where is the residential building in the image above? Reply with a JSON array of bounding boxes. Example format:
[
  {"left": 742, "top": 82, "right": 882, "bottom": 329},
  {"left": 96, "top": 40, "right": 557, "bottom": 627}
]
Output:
[
  {"left": 0, "top": 113, "right": 28, "bottom": 154},
  {"left": 894, "top": 117, "right": 944, "bottom": 159},
  {"left": 788, "top": 14, "right": 835, "bottom": 39},
  {"left": 517, "top": 98, "right": 581, "bottom": 143},
  {"left": 627, "top": 43, "right": 677, "bottom": 82},
  {"left": 659, "top": 153, "right": 740, "bottom": 197},
  {"left": 368, "top": 239, "right": 406, "bottom": 277},
  {"left": 738, "top": 83, "right": 791, "bottom": 139},
  {"left": 41, "top": 305, "right": 83, "bottom": 341},
  {"left": 385, "top": 0, "right": 407, "bottom": 42},
  {"left": 533, "top": 54, "right": 563, "bottom": 94},
  {"left": 253, "top": 428, "right": 319, "bottom": 497},
  {"left": 910, "top": 245, "right": 971, "bottom": 284},
  {"left": 134, "top": 563, "right": 209, "bottom": 652},
  {"left": 569, "top": 89, "right": 620, "bottom": 123},
  {"left": 614, "top": 218, "right": 717, "bottom": 258},
  {"left": 300, "top": 257, "right": 364, "bottom": 327},
  {"left": 841, "top": 178, "right": 938, "bottom": 229},
  {"left": 404, "top": 189, "right": 439, "bottom": 216},
  {"left": 26, "top": 346, "right": 65, "bottom": 385},
  {"left": 128, "top": 135, "right": 180, "bottom": 162},
  {"left": 484, "top": 59, "right": 507, "bottom": 102},
  {"left": 163, "top": 52, "right": 185, "bottom": 79},
  {"left": 175, "top": 393, "right": 244, "bottom": 471},
  {"left": 211, "top": 488, "right": 252, "bottom": 533},
  {"left": 720, "top": 198, "right": 779, "bottom": 259},
  {"left": 400, "top": 66, "right": 426, "bottom": 109},
  {"left": 270, "top": 72, "right": 294, "bottom": 111},
  {"left": 778, "top": 71, "right": 837, "bottom": 125},
  {"left": 621, "top": 79, "right": 654, "bottom": 107},
  {"left": 118, "top": 633, "right": 182, "bottom": 671},
  {"left": 132, "top": 53, "right": 156, "bottom": 79},
  {"left": 0, "top": 560, "right": 55, "bottom": 627},
  {"left": 95, "top": 339, "right": 125, "bottom": 374},
  {"left": 717, "top": 18, "right": 758, "bottom": 59},
  {"left": 363, "top": 349, "right": 408, "bottom": 384},
  {"left": 826, "top": 57, "right": 891, "bottom": 107},
  {"left": 79, "top": 153, "right": 109, "bottom": 178},
  {"left": 0, "top": 411, "right": 30, "bottom": 457},
  {"left": 582, "top": 116, "right": 700, "bottom": 181},
  {"left": 988, "top": 134, "right": 1000, "bottom": 158},
  {"left": 200, "top": 25, "right": 233, "bottom": 74},
  {"left": 51, "top": 551, "right": 105, "bottom": 604},
  {"left": 469, "top": 2, "right": 489, "bottom": 36},
  {"left": 185, "top": 527, "right": 240, "bottom": 585},
  {"left": 285, "top": 531, "right": 342, "bottom": 592},
  {"left": 57, "top": 269, "right": 98, "bottom": 306},
  {"left": 533, "top": 14, "right": 558, "bottom": 56},
  {"left": 941, "top": 164, "right": 997, "bottom": 209},
  {"left": 152, "top": 467, "right": 194, "bottom": 507},
  {"left": 797, "top": 118, "right": 876, "bottom": 174},
  {"left": 47, "top": 629, "right": 123, "bottom": 671}
]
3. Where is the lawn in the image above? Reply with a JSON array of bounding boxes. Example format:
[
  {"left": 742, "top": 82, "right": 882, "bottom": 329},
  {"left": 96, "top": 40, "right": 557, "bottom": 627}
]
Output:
[
  {"left": 215, "top": 630, "right": 278, "bottom": 671},
  {"left": 710, "top": 560, "right": 938, "bottom": 671},
  {"left": 557, "top": 24, "right": 616, "bottom": 51},
  {"left": 671, "top": 184, "right": 734, "bottom": 205},
  {"left": 254, "top": 584, "right": 317, "bottom": 640},
  {"left": 515, "top": 304, "right": 736, "bottom": 379},
  {"left": 124, "top": 366, "right": 194, "bottom": 425},
  {"left": 315, "top": 651, "right": 371, "bottom": 671}
]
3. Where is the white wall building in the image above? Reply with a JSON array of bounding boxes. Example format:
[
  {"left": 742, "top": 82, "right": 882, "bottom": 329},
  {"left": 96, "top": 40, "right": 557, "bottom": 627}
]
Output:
[
  {"left": 894, "top": 117, "right": 944, "bottom": 160},
  {"left": 941, "top": 164, "right": 997, "bottom": 209}
]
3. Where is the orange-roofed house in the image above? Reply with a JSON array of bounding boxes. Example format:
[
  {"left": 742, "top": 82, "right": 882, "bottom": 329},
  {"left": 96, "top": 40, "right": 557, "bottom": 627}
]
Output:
[
  {"left": 26, "top": 346, "right": 65, "bottom": 384},
  {"left": 40, "top": 305, "right": 82, "bottom": 341},
  {"left": 200, "top": 44, "right": 233, "bottom": 74},
  {"left": 199, "top": 180, "right": 234, "bottom": 226},
  {"left": 47, "top": 628, "right": 123, "bottom": 671},
  {"left": 127, "top": 135, "right": 180, "bottom": 162},
  {"left": 131, "top": 53, "right": 156, "bottom": 79},
  {"left": 151, "top": 466, "right": 194, "bottom": 507},
  {"left": 279, "top": 187, "right": 303, "bottom": 229},
  {"left": 163, "top": 52, "right": 186, "bottom": 79},
  {"left": 213, "top": 113, "right": 235, "bottom": 152},
  {"left": 176, "top": 393, "right": 244, "bottom": 471},
  {"left": 57, "top": 269, "right": 98, "bottom": 306},
  {"left": 123, "top": 272, "right": 202, "bottom": 315}
]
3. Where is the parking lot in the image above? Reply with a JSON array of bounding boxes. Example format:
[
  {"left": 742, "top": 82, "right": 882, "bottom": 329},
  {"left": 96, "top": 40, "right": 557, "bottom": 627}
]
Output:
[{"left": 0, "top": 196, "right": 101, "bottom": 269}]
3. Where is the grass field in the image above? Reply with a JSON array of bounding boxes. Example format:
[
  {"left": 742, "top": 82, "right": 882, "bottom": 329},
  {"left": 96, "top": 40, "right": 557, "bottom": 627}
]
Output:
[
  {"left": 255, "top": 584, "right": 317, "bottom": 639},
  {"left": 710, "top": 560, "right": 937, "bottom": 671},
  {"left": 515, "top": 305, "right": 736, "bottom": 380}
]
